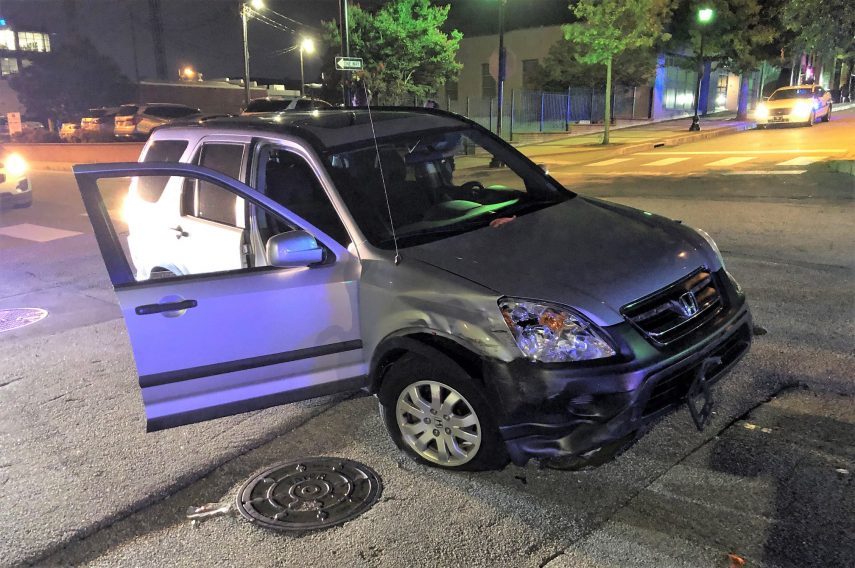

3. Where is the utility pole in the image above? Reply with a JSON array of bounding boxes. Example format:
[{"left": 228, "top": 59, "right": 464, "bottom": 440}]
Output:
[
  {"left": 496, "top": 0, "right": 507, "bottom": 137},
  {"left": 148, "top": 0, "right": 167, "bottom": 80},
  {"left": 339, "top": 0, "right": 350, "bottom": 106},
  {"left": 129, "top": 5, "right": 141, "bottom": 82},
  {"left": 242, "top": 4, "right": 251, "bottom": 106}
]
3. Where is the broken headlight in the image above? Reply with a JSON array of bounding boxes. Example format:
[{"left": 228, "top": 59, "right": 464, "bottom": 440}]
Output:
[{"left": 499, "top": 298, "right": 615, "bottom": 363}]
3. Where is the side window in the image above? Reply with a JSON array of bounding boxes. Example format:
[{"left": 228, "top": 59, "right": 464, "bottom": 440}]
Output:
[
  {"left": 184, "top": 143, "right": 246, "bottom": 226},
  {"left": 294, "top": 100, "right": 313, "bottom": 111},
  {"left": 258, "top": 148, "right": 350, "bottom": 246},
  {"left": 137, "top": 140, "right": 188, "bottom": 202}
]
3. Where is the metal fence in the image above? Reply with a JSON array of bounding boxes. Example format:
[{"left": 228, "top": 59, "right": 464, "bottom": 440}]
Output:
[{"left": 374, "top": 85, "right": 652, "bottom": 138}]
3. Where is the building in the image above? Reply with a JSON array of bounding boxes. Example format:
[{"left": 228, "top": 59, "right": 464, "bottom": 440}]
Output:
[
  {"left": 0, "top": 18, "right": 52, "bottom": 114},
  {"left": 445, "top": 25, "right": 756, "bottom": 124}
]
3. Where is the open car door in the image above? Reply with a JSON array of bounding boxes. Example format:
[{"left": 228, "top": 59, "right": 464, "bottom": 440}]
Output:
[{"left": 73, "top": 162, "right": 365, "bottom": 431}]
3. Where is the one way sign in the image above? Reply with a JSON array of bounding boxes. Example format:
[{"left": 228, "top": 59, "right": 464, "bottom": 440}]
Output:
[{"left": 335, "top": 56, "right": 363, "bottom": 71}]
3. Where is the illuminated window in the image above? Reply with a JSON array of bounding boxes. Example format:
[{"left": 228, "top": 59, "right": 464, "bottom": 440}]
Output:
[
  {"left": 0, "top": 57, "right": 18, "bottom": 76},
  {"left": 16, "top": 31, "right": 50, "bottom": 52},
  {"left": 0, "top": 29, "right": 15, "bottom": 50}
]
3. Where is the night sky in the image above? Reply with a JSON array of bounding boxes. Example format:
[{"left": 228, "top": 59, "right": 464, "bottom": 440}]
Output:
[{"left": 0, "top": 0, "right": 570, "bottom": 84}]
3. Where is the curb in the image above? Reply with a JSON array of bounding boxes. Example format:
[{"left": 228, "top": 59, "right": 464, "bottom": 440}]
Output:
[
  {"left": 828, "top": 160, "right": 855, "bottom": 176},
  {"left": 562, "top": 122, "right": 755, "bottom": 158}
]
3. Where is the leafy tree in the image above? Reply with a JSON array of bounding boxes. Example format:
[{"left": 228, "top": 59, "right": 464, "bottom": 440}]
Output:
[
  {"left": 321, "top": 0, "right": 462, "bottom": 104},
  {"left": 563, "top": 0, "right": 674, "bottom": 143},
  {"left": 782, "top": 0, "right": 855, "bottom": 89},
  {"left": 529, "top": 40, "right": 658, "bottom": 91},
  {"left": 9, "top": 37, "right": 134, "bottom": 125}
]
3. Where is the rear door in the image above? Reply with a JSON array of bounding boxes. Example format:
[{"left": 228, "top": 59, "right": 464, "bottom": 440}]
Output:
[{"left": 74, "top": 162, "right": 365, "bottom": 431}]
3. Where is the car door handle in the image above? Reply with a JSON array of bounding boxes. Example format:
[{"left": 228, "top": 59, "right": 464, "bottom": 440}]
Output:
[
  {"left": 135, "top": 299, "right": 197, "bottom": 315},
  {"left": 171, "top": 225, "right": 189, "bottom": 239}
]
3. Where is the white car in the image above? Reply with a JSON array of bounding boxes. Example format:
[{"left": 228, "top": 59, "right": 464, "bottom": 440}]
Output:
[
  {"left": 755, "top": 85, "right": 832, "bottom": 127},
  {"left": 0, "top": 152, "right": 31, "bottom": 208}
]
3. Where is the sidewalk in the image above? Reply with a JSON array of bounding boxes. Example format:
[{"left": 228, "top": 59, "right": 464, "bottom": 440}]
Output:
[{"left": 521, "top": 113, "right": 755, "bottom": 160}]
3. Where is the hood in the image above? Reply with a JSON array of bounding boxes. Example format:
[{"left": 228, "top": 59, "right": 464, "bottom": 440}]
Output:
[
  {"left": 763, "top": 98, "right": 813, "bottom": 109},
  {"left": 404, "top": 197, "right": 719, "bottom": 326}
]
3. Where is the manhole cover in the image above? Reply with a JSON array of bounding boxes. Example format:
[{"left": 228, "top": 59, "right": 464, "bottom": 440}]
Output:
[
  {"left": 236, "top": 457, "right": 382, "bottom": 532},
  {"left": 0, "top": 308, "right": 48, "bottom": 333}
]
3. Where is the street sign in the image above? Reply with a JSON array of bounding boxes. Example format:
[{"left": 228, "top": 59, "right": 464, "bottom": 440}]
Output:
[{"left": 335, "top": 57, "right": 363, "bottom": 71}]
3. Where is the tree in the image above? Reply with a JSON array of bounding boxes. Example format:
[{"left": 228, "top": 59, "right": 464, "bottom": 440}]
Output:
[
  {"left": 9, "top": 38, "right": 134, "bottom": 125},
  {"left": 782, "top": 0, "right": 855, "bottom": 89},
  {"left": 321, "top": 0, "right": 462, "bottom": 105},
  {"left": 530, "top": 40, "right": 658, "bottom": 91},
  {"left": 669, "top": 1, "right": 779, "bottom": 120},
  {"left": 563, "top": 0, "right": 674, "bottom": 144}
]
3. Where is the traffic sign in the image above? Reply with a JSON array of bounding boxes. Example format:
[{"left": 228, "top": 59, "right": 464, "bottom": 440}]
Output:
[{"left": 335, "top": 57, "right": 363, "bottom": 71}]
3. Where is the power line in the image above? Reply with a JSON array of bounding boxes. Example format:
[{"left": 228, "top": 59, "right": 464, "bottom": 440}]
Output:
[
  {"left": 262, "top": 7, "right": 321, "bottom": 33},
  {"left": 248, "top": 9, "right": 296, "bottom": 34}
]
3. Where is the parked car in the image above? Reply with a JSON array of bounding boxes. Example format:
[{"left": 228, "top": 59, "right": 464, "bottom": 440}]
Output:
[
  {"left": 113, "top": 103, "right": 202, "bottom": 140},
  {"left": 60, "top": 121, "right": 82, "bottom": 143},
  {"left": 81, "top": 107, "right": 120, "bottom": 140},
  {"left": 0, "top": 151, "right": 31, "bottom": 208},
  {"left": 73, "top": 109, "right": 752, "bottom": 471},
  {"left": 240, "top": 96, "right": 333, "bottom": 115},
  {"left": 755, "top": 85, "right": 832, "bottom": 127}
]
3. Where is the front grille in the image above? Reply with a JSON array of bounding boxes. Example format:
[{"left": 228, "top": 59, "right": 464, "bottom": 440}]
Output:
[
  {"left": 642, "top": 323, "right": 751, "bottom": 417},
  {"left": 622, "top": 269, "right": 723, "bottom": 345},
  {"left": 771, "top": 108, "right": 789, "bottom": 116}
]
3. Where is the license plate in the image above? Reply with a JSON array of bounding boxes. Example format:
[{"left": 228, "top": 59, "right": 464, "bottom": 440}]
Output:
[{"left": 770, "top": 116, "right": 785, "bottom": 122}]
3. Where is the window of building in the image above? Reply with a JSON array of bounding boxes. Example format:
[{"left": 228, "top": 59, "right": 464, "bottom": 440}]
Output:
[
  {"left": 16, "top": 31, "right": 50, "bottom": 52},
  {"left": 522, "top": 59, "right": 539, "bottom": 89},
  {"left": 445, "top": 80, "right": 458, "bottom": 101},
  {"left": 715, "top": 75, "right": 728, "bottom": 108},
  {"left": 0, "top": 30, "right": 15, "bottom": 51},
  {"left": 0, "top": 57, "right": 18, "bottom": 77},
  {"left": 481, "top": 63, "right": 496, "bottom": 99},
  {"left": 663, "top": 57, "right": 697, "bottom": 111}
]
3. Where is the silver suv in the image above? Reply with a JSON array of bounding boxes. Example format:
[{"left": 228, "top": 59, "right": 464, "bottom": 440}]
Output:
[{"left": 74, "top": 109, "right": 752, "bottom": 471}]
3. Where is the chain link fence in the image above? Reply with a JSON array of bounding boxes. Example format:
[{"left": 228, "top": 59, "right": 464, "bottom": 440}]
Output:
[{"left": 373, "top": 86, "right": 651, "bottom": 138}]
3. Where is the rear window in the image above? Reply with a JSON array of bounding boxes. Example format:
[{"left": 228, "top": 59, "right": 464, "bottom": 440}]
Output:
[
  {"left": 137, "top": 140, "right": 189, "bottom": 202},
  {"left": 147, "top": 106, "right": 199, "bottom": 119},
  {"left": 117, "top": 105, "right": 139, "bottom": 116},
  {"left": 244, "top": 99, "right": 292, "bottom": 113},
  {"left": 87, "top": 108, "right": 109, "bottom": 118}
]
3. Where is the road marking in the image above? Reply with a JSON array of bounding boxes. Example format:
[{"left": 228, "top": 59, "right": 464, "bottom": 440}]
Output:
[
  {"left": 724, "top": 170, "right": 807, "bottom": 175},
  {"left": 707, "top": 157, "right": 755, "bottom": 166},
  {"left": 636, "top": 149, "right": 846, "bottom": 155},
  {"left": 585, "top": 158, "right": 633, "bottom": 167},
  {"left": 642, "top": 157, "right": 691, "bottom": 166},
  {"left": 776, "top": 156, "right": 826, "bottom": 166},
  {"left": 0, "top": 224, "right": 82, "bottom": 242}
]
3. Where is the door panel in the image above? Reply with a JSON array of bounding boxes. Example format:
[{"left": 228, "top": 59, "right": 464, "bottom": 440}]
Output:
[{"left": 74, "top": 162, "right": 365, "bottom": 431}]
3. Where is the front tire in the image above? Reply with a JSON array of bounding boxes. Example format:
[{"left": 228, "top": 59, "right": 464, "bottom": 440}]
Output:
[
  {"left": 378, "top": 353, "right": 508, "bottom": 471},
  {"left": 806, "top": 111, "right": 815, "bottom": 127},
  {"left": 821, "top": 105, "right": 831, "bottom": 122}
]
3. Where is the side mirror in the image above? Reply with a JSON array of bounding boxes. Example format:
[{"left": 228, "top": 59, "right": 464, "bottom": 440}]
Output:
[
  {"left": 537, "top": 163, "right": 549, "bottom": 175},
  {"left": 266, "top": 230, "right": 324, "bottom": 268}
]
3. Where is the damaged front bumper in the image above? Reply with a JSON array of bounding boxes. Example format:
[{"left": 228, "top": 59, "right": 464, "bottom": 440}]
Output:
[{"left": 487, "top": 300, "right": 753, "bottom": 466}]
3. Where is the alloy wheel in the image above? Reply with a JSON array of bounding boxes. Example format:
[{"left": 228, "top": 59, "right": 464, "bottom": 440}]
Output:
[{"left": 395, "top": 380, "right": 482, "bottom": 467}]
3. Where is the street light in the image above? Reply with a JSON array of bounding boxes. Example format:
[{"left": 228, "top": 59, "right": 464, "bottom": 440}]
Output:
[
  {"left": 300, "top": 37, "right": 315, "bottom": 97},
  {"left": 689, "top": 7, "right": 714, "bottom": 131},
  {"left": 241, "top": 0, "right": 266, "bottom": 107}
]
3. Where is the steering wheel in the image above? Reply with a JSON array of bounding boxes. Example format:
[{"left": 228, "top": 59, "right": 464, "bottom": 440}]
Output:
[{"left": 459, "top": 180, "right": 487, "bottom": 200}]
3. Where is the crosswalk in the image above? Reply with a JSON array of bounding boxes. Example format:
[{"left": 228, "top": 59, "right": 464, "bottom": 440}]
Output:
[{"left": 561, "top": 150, "right": 846, "bottom": 175}]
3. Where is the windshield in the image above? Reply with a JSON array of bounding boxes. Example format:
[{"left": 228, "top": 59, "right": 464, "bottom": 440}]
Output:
[
  {"left": 324, "top": 128, "right": 572, "bottom": 249},
  {"left": 769, "top": 88, "right": 813, "bottom": 101},
  {"left": 244, "top": 99, "right": 293, "bottom": 113}
]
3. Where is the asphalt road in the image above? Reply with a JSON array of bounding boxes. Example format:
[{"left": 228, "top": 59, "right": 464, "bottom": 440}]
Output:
[{"left": 0, "top": 118, "right": 853, "bottom": 567}]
